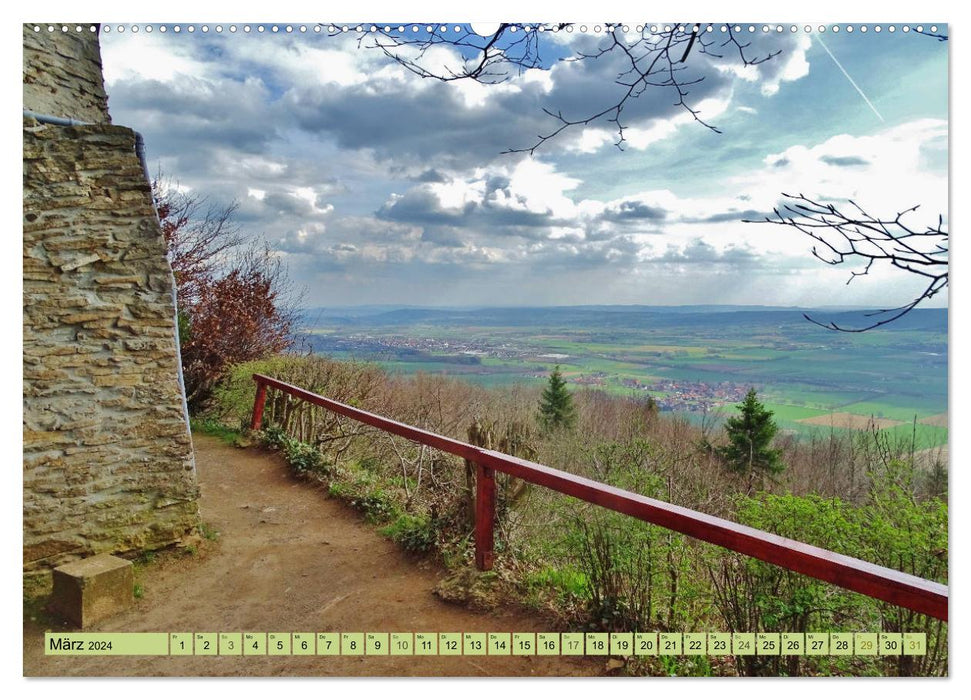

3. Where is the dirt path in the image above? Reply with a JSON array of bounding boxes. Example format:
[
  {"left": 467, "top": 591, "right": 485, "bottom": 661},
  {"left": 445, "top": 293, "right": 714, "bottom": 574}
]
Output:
[{"left": 23, "top": 435, "right": 601, "bottom": 677}]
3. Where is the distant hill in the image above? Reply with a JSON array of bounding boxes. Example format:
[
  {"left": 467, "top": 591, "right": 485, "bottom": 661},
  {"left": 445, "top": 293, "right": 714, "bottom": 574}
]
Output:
[{"left": 299, "top": 305, "right": 947, "bottom": 334}]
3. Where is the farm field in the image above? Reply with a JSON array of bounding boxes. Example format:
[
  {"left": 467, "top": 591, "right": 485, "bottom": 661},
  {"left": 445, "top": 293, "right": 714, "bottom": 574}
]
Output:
[{"left": 301, "top": 305, "right": 948, "bottom": 448}]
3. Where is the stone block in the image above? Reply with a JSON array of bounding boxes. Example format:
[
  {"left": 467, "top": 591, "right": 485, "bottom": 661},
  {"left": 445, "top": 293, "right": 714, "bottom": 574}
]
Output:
[{"left": 51, "top": 553, "right": 133, "bottom": 627}]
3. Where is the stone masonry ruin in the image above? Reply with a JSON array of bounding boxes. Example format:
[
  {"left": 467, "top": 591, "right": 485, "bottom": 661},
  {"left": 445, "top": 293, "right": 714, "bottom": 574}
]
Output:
[{"left": 23, "top": 24, "right": 200, "bottom": 582}]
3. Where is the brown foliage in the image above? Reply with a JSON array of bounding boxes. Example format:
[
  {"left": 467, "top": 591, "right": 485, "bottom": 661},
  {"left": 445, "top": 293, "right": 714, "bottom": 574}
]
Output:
[{"left": 153, "top": 176, "right": 299, "bottom": 408}]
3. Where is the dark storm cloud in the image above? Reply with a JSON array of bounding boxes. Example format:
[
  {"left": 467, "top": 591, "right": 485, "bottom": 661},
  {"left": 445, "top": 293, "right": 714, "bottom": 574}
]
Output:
[
  {"left": 376, "top": 189, "right": 475, "bottom": 225},
  {"left": 107, "top": 28, "right": 813, "bottom": 192},
  {"left": 106, "top": 28, "right": 812, "bottom": 211},
  {"left": 376, "top": 180, "right": 566, "bottom": 233},
  {"left": 601, "top": 200, "right": 668, "bottom": 221},
  {"left": 109, "top": 77, "right": 280, "bottom": 156},
  {"left": 283, "top": 81, "right": 540, "bottom": 166},
  {"left": 687, "top": 209, "right": 774, "bottom": 224},
  {"left": 820, "top": 155, "right": 871, "bottom": 167},
  {"left": 415, "top": 169, "right": 449, "bottom": 183},
  {"left": 260, "top": 192, "right": 319, "bottom": 217},
  {"left": 277, "top": 29, "right": 812, "bottom": 165}
]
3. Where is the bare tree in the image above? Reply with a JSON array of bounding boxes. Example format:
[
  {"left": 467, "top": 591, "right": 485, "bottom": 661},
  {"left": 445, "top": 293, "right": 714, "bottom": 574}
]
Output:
[
  {"left": 359, "top": 23, "right": 779, "bottom": 154},
  {"left": 153, "top": 174, "right": 243, "bottom": 308},
  {"left": 750, "top": 194, "right": 948, "bottom": 332}
]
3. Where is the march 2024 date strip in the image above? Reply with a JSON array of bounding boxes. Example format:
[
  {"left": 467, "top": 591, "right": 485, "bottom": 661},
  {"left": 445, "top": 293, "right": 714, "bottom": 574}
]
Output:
[{"left": 46, "top": 631, "right": 926, "bottom": 657}]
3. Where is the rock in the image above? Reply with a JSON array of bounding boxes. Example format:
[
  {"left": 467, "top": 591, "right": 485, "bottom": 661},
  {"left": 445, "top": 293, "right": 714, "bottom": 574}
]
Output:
[
  {"left": 605, "top": 658, "right": 626, "bottom": 672},
  {"left": 434, "top": 567, "right": 502, "bottom": 610},
  {"left": 51, "top": 554, "right": 134, "bottom": 628}
]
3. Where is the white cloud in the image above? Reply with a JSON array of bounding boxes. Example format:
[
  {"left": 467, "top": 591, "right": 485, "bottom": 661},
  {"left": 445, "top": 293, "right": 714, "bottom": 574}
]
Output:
[
  {"left": 758, "top": 119, "right": 948, "bottom": 216},
  {"left": 97, "top": 26, "right": 946, "bottom": 308},
  {"left": 428, "top": 177, "right": 486, "bottom": 210},
  {"left": 231, "top": 39, "right": 372, "bottom": 88},
  {"left": 100, "top": 33, "right": 208, "bottom": 85},
  {"left": 761, "top": 35, "right": 811, "bottom": 96},
  {"left": 506, "top": 159, "right": 581, "bottom": 218}
]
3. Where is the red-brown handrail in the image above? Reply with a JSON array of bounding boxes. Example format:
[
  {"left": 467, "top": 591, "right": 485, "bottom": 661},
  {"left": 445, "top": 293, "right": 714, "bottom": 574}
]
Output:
[{"left": 250, "top": 373, "right": 948, "bottom": 621}]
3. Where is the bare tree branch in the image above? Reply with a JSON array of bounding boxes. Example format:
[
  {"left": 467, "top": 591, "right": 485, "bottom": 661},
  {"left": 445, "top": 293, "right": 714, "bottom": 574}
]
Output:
[
  {"left": 153, "top": 172, "right": 243, "bottom": 307},
  {"left": 913, "top": 27, "right": 949, "bottom": 42},
  {"left": 747, "top": 194, "right": 948, "bottom": 332},
  {"left": 356, "top": 23, "right": 779, "bottom": 154}
]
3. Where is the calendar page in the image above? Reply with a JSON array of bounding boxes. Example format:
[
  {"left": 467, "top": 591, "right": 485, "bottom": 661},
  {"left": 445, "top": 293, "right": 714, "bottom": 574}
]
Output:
[{"left": 21, "top": 0, "right": 951, "bottom": 684}]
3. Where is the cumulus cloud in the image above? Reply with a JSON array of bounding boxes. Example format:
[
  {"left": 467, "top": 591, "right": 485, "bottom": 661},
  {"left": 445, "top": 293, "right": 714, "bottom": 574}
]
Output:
[
  {"left": 757, "top": 119, "right": 948, "bottom": 217},
  {"left": 97, "top": 27, "right": 947, "bottom": 307},
  {"left": 650, "top": 239, "right": 761, "bottom": 266},
  {"left": 714, "top": 32, "right": 811, "bottom": 97}
]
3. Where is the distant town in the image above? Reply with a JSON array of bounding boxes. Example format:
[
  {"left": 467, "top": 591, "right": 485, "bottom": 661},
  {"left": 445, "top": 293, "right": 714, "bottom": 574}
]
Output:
[{"left": 308, "top": 331, "right": 754, "bottom": 413}]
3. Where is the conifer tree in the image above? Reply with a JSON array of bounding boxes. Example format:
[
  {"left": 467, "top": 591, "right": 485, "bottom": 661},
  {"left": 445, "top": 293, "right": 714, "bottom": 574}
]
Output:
[
  {"left": 538, "top": 365, "right": 576, "bottom": 432},
  {"left": 719, "top": 388, "right": 784, "bottom": 475}
]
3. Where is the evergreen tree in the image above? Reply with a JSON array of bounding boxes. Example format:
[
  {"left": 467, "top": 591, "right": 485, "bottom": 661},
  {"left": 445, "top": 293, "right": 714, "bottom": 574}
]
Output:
[
  {"left": 644, "top": 395, "right": 659, "bottom": 418},
  {"left": 538, "top": 365, "right": 576, "bottom": 432},
  {"left": 719, "top": 388, "right": 784, "bottom": 475}
]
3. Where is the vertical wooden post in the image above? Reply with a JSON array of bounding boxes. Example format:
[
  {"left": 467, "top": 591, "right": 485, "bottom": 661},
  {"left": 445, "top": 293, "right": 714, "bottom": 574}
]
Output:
[
  {"left": 250, "top": 377, "right": 267, "bottom": 432},
  {"left": 474, "top": 462, "right": 496, "bottom": 570}
]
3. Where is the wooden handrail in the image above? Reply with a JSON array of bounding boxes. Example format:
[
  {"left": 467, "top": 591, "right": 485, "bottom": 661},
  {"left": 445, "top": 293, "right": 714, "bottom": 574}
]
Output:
[{"left": 250, "top": 373, "right": 948, "bottom": 621}]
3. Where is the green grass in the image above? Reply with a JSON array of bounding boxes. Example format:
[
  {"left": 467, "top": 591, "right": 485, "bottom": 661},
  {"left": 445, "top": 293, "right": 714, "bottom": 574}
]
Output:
[
  {"left": 878, "top": 422, "right": 948, "bottom": 448},
  {"left": 190, "top": 417, "right": 243, "bottom": 445},
  {"left": 761, "top": 403, "right": 830, "bottom": 422},
  {"left": 839, "top": 400, "right": 940, "bottom": 421}
]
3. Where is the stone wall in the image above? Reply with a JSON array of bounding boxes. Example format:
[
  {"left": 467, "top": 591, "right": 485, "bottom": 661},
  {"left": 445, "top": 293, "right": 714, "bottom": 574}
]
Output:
[
  {"left": 23, "top": 26, "right": 199, "bottom": 576},
  {"left": 23, "top": 24, "right": 110, "bottom": 123}
]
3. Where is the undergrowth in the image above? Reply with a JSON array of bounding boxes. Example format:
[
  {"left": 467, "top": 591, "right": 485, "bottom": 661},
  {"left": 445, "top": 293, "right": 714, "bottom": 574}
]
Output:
[{"left": 196, "top": 355, "right": 948, "bottom": 677}]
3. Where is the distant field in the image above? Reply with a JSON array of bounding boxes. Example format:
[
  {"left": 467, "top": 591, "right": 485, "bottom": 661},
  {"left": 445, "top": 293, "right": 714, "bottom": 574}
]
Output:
[
  {"left": 301, "top": 305, "right": 947, "bottom": 447},
  {"left": 920, "top": 413, "right": 949, "bottom": 428},
  {"left": 761, "top": 403, "right": 830, "bottom": 422},
  {"left": 797, "top": 412, "right": 903, "bottom": 431},
  {"left": 837, "top": 400, "right": 939, "bottom": 421}
]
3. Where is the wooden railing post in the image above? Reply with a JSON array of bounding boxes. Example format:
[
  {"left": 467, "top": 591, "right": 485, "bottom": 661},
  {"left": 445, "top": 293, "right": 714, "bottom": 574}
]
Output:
[
  {"left": 474, "top": 462, "right": 496, "bottom": 571},
  {"left": 250, "top": 376, "right": 268, "bottom": 432}
]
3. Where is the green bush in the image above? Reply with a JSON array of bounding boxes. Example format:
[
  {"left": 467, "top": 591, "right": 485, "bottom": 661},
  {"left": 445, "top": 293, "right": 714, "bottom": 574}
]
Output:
[
  {"left": 349, "top": 489, "right": 397, "bottom": 524},
  {"left": 526, "top": 566, "right": 589, "bottom": 599},
  {"left": 260, "top": 425, "right": 289, "bottom": 450},
  {"left": 709, "top": 465, "right": 947, "bottom": 676},
  {"left": 283, "top": 440, "right": 329, "bottom": 475},
  {"left": 259, "top": 426, "right": 330, "bottom": 476},
  {"left": 321, "top": 465, "right": 399, "bottom": 524},
  {"left": 549, "top": 440, "right": 694, "bottom": 632},
  {"left": 380, "top": 513, "right": 439, "bottom": 553}
]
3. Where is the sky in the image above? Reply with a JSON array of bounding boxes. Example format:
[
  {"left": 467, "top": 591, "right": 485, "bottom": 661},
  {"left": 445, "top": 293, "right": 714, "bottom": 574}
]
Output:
[{"left": 98, "top": 22, "right": 949, "bottom": 309}]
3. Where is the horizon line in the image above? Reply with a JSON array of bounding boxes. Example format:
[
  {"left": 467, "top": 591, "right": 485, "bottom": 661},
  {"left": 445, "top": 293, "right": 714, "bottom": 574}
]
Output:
[{"left": 299, "top": 303, "right": 950, "bottom": 311}]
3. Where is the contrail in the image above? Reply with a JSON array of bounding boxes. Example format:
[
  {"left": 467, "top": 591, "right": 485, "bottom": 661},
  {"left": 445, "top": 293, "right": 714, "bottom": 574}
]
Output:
[{"left": 814, "top": 34, "right": 885, "bottom": 123}]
